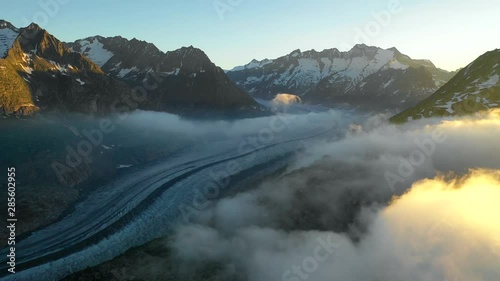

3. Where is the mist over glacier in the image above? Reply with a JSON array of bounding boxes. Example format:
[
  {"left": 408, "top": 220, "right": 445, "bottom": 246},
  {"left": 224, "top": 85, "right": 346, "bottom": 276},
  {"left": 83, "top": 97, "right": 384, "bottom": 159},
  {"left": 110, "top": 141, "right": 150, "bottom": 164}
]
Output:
[
  {"left": 0, "top": 106, "right": 357, "bottom": 281},
  {"left": 168, "top": 110, "right": 500, "bottom": 281},
  {"left": 3, "top": 109, "right": 500, "bottom": 281}
]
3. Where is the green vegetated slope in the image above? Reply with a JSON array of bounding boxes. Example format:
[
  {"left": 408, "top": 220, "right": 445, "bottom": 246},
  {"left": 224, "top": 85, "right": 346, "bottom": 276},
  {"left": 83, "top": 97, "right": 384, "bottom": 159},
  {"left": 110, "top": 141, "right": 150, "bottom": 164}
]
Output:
[
  {"left": 0, "top": 58, "right": 34, "bottom": 114},
  {"left": 0, "top": 22, "right": 127, "bottom": 116},
  {"left": 391, "top": 49, "right": 500, "bottom": 123}
]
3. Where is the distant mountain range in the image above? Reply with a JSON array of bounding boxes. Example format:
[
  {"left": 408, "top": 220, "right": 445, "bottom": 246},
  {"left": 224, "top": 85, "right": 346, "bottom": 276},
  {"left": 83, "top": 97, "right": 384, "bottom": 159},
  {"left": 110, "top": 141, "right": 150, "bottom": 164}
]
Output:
[
  {"left": 227, "top": 45, "right": 457, "bottom": 111},
  {"left": 391, "top": 49, "right": 500, "bottom": 122},
  {"left": 3, "top": 19, "right": 496, "bottom": 119},
  {"left": 0, "top": 20, "right": 257, "bottom": 116}
]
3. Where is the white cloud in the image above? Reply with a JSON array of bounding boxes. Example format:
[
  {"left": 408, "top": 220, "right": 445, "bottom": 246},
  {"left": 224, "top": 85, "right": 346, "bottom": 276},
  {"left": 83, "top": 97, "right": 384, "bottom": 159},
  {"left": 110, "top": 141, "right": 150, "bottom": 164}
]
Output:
[{"left": 170, "top": 109, "right": 500, "bottom": 281}]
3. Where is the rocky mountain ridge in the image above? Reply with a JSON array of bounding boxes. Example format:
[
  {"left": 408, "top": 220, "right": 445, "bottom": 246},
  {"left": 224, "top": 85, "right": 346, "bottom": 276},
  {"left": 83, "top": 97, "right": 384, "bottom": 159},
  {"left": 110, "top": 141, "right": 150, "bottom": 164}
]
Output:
[
  {"left": 67, "top": 36, "right": 258, "bottom": 113},
  {"left": 227, "top": 44, "right": 457, "bottom": 111},
  {"left": 391, "top": 49, "right": 500, "bottom": 122},
  {"left": 0, "top": 20, "right": 258, "bottom": 116}
]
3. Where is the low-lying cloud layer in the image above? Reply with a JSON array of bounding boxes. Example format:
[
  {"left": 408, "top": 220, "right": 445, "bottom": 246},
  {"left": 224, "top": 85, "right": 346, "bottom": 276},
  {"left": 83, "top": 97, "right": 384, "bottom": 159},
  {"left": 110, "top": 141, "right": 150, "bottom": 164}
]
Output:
[
  {"left": 171, "top": 110, "right": 500, "bottom": 281},
  {"left": 123, "top": 109, "right": 347, "bottom": 139}
]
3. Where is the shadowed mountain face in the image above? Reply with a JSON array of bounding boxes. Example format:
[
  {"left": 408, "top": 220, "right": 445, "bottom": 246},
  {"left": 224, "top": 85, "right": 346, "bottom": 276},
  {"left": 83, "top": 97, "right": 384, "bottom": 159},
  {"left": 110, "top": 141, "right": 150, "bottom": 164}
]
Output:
[
  {"left": 227, "top": 44, "right": 457, "bottom": 111},
  {"left": 67, "top": 36, "right": 258, "bottom": 114},
  {"left": 0, "top": 21, "right": 258, "bottom": 117},
  {"left": 312, "top": 66, "right": 439, "bottom": 111},
  {"left": 391, "top": 49, "right": 500, "bottom": 122}
]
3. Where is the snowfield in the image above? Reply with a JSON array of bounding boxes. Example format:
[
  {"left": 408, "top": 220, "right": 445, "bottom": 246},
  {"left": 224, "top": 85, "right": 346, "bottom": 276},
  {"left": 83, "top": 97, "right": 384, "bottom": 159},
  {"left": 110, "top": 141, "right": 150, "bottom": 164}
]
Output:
[
  {"left": 0, "top": 27, "right": 19, "bottom": 58},
  {"left": 76, "top": 38, "right": 115, "bottom": 67}
]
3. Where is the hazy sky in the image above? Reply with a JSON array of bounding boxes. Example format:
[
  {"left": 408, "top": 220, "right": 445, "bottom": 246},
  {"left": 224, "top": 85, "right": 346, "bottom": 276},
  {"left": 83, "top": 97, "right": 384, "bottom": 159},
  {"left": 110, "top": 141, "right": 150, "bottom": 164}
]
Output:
[{"left": 3, "top": 0, "right": 500, "bottom": 71}]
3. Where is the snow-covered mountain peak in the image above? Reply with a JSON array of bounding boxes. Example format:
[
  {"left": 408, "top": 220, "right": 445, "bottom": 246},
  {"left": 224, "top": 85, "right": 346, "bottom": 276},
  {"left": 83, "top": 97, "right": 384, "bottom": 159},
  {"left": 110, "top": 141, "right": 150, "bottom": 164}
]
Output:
[
  {"left": 67, "top": 35, "right": 258, "bottom": 110},
  {"left": 230, "top": 58, "right": 273, "bottom": 71},
  {"left": 0, "top": 20, "right": 18, "bottom": 31},
  {"left": 69, "top": 35, "right": 220, "bottom": 78},
  {"left": 227, "top": 45, "right": 456, "bottom": 111}
]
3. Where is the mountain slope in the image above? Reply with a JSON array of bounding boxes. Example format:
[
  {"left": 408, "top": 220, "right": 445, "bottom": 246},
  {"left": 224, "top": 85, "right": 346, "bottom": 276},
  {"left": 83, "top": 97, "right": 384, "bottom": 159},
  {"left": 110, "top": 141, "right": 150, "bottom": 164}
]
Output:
[
  {"left": 0, "top": 21, "right": 130, "bottom": 116},
  {"left": 68, "top": 36, "right": 258, "bottom": 112},
  {"left": 391, "top": 49, "right": 500, "bottom": 123},
  {"left": 227, "top": 45, "right": 456, "bottom": 111},
  {"left": 0, "top": 21, "right": 258, "bottom": 116}
]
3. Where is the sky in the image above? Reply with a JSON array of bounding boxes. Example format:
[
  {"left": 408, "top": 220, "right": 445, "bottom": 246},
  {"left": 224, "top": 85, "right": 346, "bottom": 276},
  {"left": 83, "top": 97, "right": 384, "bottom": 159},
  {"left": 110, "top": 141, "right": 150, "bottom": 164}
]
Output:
[{"left": 2, "top": 0, "right": 500, "bottom": 71}]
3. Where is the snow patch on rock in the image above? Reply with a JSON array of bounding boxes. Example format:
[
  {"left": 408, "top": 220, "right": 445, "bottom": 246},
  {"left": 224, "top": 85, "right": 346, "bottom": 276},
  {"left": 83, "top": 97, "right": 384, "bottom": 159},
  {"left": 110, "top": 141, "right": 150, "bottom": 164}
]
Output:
[
  {"left": 0, "top": 27, "right": 19, "bottom": 58},
  {"left": 78, "top": 38, "right": 115, "bottom": 67}
]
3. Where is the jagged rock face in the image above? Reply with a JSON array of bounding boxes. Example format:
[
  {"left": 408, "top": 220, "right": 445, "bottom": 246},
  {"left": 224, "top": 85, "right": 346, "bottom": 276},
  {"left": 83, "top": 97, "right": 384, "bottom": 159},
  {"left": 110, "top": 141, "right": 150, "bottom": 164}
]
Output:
[
  {"left": 14, "top": 24, "right": 104, "bottom": 74},
  {"left": 69, "top": 36, "right": 164, "bottom": 71},
  {"left": 0, "top": 20, "right": 257, "bottom": 116},
  {"left": 68, "top": 37, "right": 258, "bottom": 112},
  {"left": 391, "top": 49, "right": 500, "bottom": 122},
  {"left": 0, "top": 22, "right": 130, "bottom": 116},
  {"left": 227, "top": 44, "right": 456, "bottom": 111}
]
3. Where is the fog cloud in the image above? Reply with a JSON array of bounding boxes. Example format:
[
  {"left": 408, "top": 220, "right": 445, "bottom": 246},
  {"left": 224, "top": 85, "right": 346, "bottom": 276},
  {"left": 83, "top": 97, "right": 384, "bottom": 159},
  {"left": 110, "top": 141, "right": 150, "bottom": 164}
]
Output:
[{"left": 171, "top": 109, "right": 500, "bottom": 281}]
